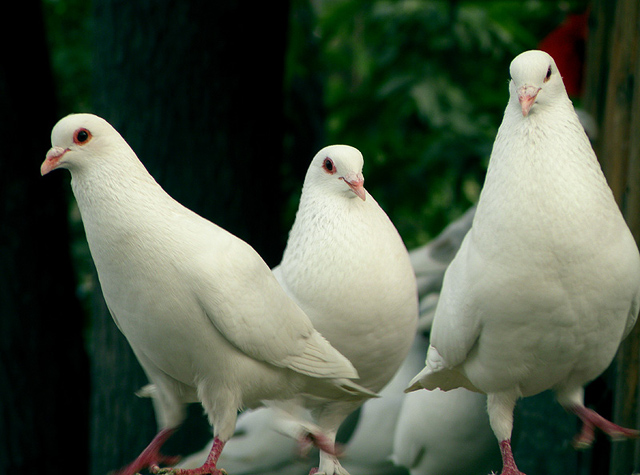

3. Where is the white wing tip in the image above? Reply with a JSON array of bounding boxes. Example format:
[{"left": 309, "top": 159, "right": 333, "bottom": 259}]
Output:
[
  {"left": 135, "top": 384, "right": 157, "bottom": 398},
  {"left": 285, "top": 330, "right": 360, "bottom": 380},
  {"left": 404, "top": 370, "right": 428, "bottom": 393}
]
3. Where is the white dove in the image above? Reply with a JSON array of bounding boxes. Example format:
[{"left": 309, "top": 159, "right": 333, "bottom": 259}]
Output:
[
  {"left": 410, "top": 205, "right": 476, "bottom": 300},
  {"left": 333, "top": 336, "right": 423, "bottom": 475},
  {"left": 393, "top": 386, "right": 500, "bottom": 475},
  {"left": 177, "top": 205, "right": 478, "bottom": 475},
  {"left": 408, "top": 205, "right": 476, "bottom": 331},
  {"left": 177, "top": 359, "right": 412, "bottom": 475},
  {"left": 272, "top": 144, "right": 419, "bottom": 475},
  {"left": 393, "top": 335, "right": 501, "bottom": 475},
  {"left": 176, "top": 407, "right": 309, "bottom": 475},
  {"left": 405, "top": 50, "right": 640, "bottom": 475},
  {"left": 41, "top": 114, "right": 376, "bottom": 475}
]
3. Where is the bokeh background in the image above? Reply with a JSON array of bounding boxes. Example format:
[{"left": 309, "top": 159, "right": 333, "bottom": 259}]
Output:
[{"left": 2, "top": 0, "right": 640, "bottom": 474}]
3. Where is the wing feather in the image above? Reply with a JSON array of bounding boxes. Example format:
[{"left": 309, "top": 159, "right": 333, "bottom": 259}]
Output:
[{"left": 185, "top": 224, "right": 358, "bottom": 381}]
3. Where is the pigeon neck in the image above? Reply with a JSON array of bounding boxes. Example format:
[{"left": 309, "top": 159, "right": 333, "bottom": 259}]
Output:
[{"left": 70, "top": 157, "right": 173, "bottom": 243}]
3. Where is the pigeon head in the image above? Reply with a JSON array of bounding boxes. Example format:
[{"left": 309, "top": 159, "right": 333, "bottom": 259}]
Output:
[
  {"left": 41, "top": 113, "right": 130, "bottom": 176},
  {"left": 509, "top": 50, "right": 567, "bottom": 117},
  {"left": 307, "top": 145, "right": 366, "bottom": 201}
]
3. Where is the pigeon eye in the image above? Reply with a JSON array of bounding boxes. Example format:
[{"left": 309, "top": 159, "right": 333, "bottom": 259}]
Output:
[
  {"left": 323, "top": 158, "right": 336, "bottom": 175},
  {"left": 544, "top": 66, "right": 552, "bottom": 83},
  {"left": 74, "top": 128, "right": 92, "bottom": 145}
]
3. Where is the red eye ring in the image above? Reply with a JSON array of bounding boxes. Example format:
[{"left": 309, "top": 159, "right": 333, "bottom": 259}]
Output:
[
  {"left": 73, "top": 128, "right": 92, "bottom": 145},
  {"left": 322, "top": 157, "right": 336, "bottom": 174}
]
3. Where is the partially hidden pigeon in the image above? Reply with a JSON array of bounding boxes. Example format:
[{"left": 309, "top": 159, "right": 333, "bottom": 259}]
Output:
[
  {"left": 405, "top": 50, "right": 640, "bottom": 475},
  {"left": 41, "top": 114, "right": 376, "bottom": 475},
  {"left": 331, "top": 333, "right": 422, "bottom": 475},
  {"left": 408, "top": 205, "right": 476, "bottom": 331},
  {"left": 178, "top": 353, "right": 413, "bottom": 475},
  {"left": 177, "top": 205, "right": 482, "bottom": 475},
  {"left": 272, "top": 145, "right": 419, "bottom": 475},
  {"left": 176, "top": 407, "right": 307, "bottom": 475},
  {"left": 395, "top": 209, "right": 500, "bottom": 474},
  {"left": 392, "top": 335, "right": 501, "bottom": 475}
]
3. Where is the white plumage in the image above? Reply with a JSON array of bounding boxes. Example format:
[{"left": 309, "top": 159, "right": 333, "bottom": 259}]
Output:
[
  {"left": 406, "top": 50, "right": 640, "bottom": 475},
  {"left": 178, "top": 359, "right": 413, "bottom": 475},
  {"left": 393, "top": 209, "right": 501, "bottom": 475},
  {"left": 335, "top": 339, "right": 421, "bottom": 475},
  {"left": 272, "top": 144, "right": 419, "bottom": 475},
  {"left": 393, "top": 386, "right": 499, "bottom": 475},
  {"left": 392, "top": 335, "right": 501, "bottom": 475},
  {"left": 176, "top": 408, "right": 308, "bottom": 475},
  {"left": 178, "top": 206, "right": 490, "bottom": 475},
  {"left": 41, "top": 114, "right": 375, "bottom": 475},
  {"left": 408, "top": 205, "right": 476, "bottom": 331}
]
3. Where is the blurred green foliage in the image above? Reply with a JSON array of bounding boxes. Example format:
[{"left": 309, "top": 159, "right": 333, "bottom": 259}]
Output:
[
  {"left": 42, "top": 0, "right": 92, "bottom": 114},
  {"left": 43, "top": 0, "right": 588, "bottom": 249},
  {"left": 293, "top": 0, "right": 587, "bottom": 247}
]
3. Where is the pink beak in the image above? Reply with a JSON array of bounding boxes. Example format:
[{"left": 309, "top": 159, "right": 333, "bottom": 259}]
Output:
[
  {"left": 517, "top": 85, "right": 541, "bottom": 117},
  {"left": 342, "top": 172, "right": 366, "bottom": 201},
  {"left": 41, "top": 146, "right": 68, "bottom": 175}
]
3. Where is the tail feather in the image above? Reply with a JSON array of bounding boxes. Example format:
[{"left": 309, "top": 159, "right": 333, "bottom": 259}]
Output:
[
  {"left": 302, "top": 377, "right": 379, "bottom": 402},
  {"left": 285, "top": 330, "right": 360, "bottom": 380},
  {"left": 405, "top": 366, "right": 479, "bottom": 393}
]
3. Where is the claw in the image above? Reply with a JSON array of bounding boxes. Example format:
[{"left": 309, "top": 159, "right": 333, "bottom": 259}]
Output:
[
  {"left": 113, "top": 428, "right": 179, "bottom": 475},
  {"left": 149, "top": 437, "right": 226, "bottom": 475}
]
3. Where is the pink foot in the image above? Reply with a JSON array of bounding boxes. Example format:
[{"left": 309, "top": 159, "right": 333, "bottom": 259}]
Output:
[
  {"left": 498, "top": 439, "right": 526, "bottom": 475},
  {"left": 150, "top": 437, "right": 226, "bottom": 475},
  {"left": 297, "top": 433, "right": 314, "bottom": 457},
  {"left": 569, "top": 405, "right": 639, "bottom": 449},
  {"left": 297, "top": 431, "right": 343, "bottom": 457},
  {"left": 114, "top": 428, "right": 180, "bottom": 475},
  {"left": 309, "top": 469, "right": 319, "bottom": 475},
  {"left": 571, "top": 413, "right": 596, "bottom": 449}
]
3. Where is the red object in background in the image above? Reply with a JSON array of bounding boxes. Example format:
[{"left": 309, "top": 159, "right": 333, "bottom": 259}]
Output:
[{"left": 538, "top": 11, "right": 589, "bottom": 98}]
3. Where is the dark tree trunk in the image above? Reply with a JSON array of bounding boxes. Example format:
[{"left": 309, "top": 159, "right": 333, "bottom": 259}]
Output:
[
  {"left": 89, "top": 1, "right": 290, "bottom": 473},
  {"left": 91, "top": 1, "right": 290, "bottom": 262},
  {"left": 0, "top": 1, "right": 90, "bottom": 474}
]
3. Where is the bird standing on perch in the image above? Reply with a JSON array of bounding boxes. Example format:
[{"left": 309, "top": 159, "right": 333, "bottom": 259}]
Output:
[
  {"left": 41, "top": 114, "right": 376, "bottom": 475},
  {"left": 406, "top": 50, "right": 640, "bottom": 475},
  {"left": 271, "top": 145, "right": 419, "bottom": 475}
]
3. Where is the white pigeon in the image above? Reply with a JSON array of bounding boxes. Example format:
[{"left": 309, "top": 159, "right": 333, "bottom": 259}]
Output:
[
  {"left": 178, "top": 358, "right": 412, "bottom": 475},
  {"left": 393, "top": 387, "right": 500, "bottom": 475},
  {"left": 405, "top": 50, "right": 640, "bottom": 475},
  {"left": 408, "top": 205, "right": 476, "bottom": 331},
  {"left": 41, "top": 114, "right": 377, "bottom": 475},
  {"left": 334, "top": 338, "right": 421, "bottom": 475},
  {"left": 177, "top": 206, "right": 478, "bottom": 475},
  {"left": 176, "top": 408, "right": 309, "bottom": 475},
  {"left": 410, "top": 205, "right": 476, "bottom": 300},
  {"left": 392, "top": 335, "right": 501, "bottom": 475},
  {"left": 272, "top": 144, "right": 419, "bottom": 475}
]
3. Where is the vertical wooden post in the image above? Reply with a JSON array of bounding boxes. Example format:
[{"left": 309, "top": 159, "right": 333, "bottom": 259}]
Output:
[
  {"left": 595, "top": 1, "right": 638, "bottom": 198},
  {"left": 584, "top": 1, "right": 640, "bottom": 474},
  {"left": 623, "top": 28, "right": 640, "bottom": 472}
]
